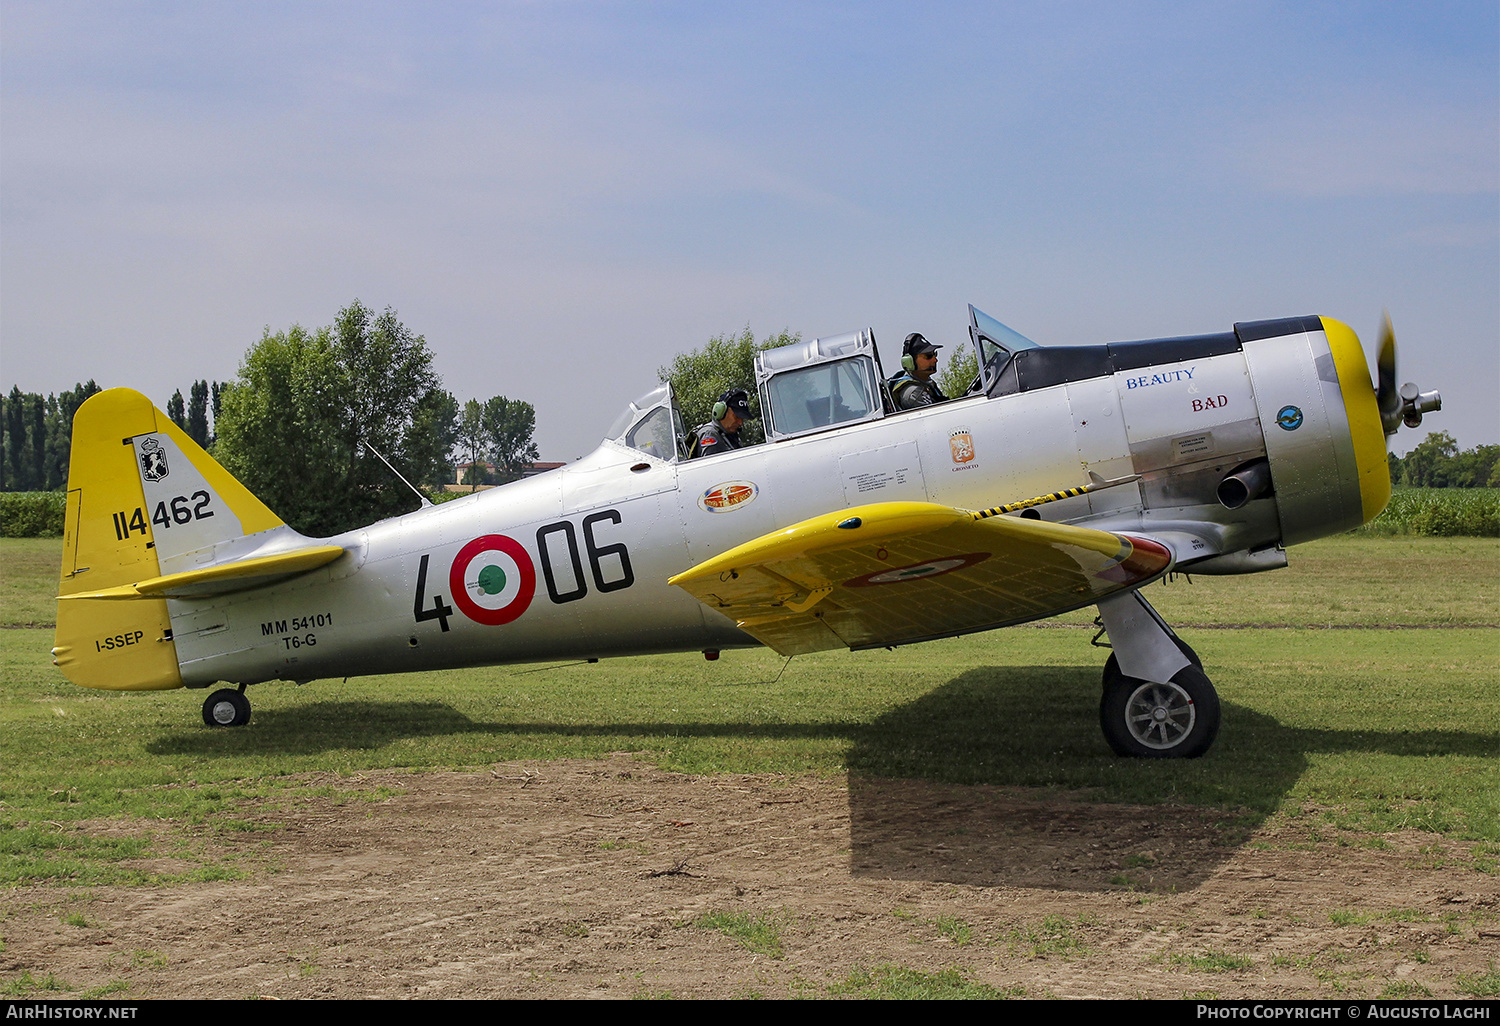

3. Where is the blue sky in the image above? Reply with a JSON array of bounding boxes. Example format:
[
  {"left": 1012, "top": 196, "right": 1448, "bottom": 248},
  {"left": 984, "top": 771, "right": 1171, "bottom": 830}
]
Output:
[{"left": 3, "top": 1, "right": 1495, "bottom": 460}]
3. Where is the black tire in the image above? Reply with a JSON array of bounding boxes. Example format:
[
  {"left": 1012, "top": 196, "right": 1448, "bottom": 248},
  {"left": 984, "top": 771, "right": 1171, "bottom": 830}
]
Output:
[
  {"left": 1174, "top": 636, "right": 1203, "bottom": 670},
  {"left": 202, "top": 688, "right": 251, "bottom": 728},
  {"left": 1099, "top": 661, "right": 1219, "bottom": 759}
]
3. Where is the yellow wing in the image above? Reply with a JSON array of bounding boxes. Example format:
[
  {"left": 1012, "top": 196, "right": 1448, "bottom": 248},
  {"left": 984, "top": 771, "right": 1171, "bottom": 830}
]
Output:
[{"left": 668, "top": 501, "right": 1173, "bottom": 655}]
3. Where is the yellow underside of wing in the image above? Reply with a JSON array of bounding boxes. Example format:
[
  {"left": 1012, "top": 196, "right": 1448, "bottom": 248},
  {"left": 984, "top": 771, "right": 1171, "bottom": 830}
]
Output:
[{"left": 669, "top": 501, "right": 1171, "bottom": 655}]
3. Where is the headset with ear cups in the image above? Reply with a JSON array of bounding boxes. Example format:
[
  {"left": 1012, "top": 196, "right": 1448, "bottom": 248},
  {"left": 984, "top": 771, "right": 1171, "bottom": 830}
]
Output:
[
  {"left": 714, "top": 388, "right": 749, "bottom": 422},
  {"left": 901, "top": 333, "right": 938, "bottom": 374}
]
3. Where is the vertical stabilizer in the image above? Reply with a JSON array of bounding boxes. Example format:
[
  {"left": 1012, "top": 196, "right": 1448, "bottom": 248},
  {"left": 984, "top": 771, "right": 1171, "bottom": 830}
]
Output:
[{"left": 53, "top": 388, "right": 285, "bottom": 690}]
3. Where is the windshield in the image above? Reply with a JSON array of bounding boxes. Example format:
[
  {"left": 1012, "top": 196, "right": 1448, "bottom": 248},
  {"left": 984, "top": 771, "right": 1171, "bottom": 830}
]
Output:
[
  {"left": 604, "top": 384, "right": 683, "bottom": 461},
  {"left": 969, "top": 305, "right": 1041, "bottom": 388},
  {"left": 971, "top": 306, "right": 1040, "bottom": 352}
]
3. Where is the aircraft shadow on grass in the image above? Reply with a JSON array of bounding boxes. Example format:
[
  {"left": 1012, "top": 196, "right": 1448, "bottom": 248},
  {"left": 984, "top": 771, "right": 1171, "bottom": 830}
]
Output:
[
  {"left": 842, "top": 665, "right": 1496, "bottom": 891},
  {"left": 145, "top": 664, "right": 1494, "bottom": 892}
]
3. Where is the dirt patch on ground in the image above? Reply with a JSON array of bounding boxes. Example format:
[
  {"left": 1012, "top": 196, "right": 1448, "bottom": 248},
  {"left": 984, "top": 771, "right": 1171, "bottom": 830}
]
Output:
[{"left": 4, "top": 758, "right": 1496, "bottom": 999}]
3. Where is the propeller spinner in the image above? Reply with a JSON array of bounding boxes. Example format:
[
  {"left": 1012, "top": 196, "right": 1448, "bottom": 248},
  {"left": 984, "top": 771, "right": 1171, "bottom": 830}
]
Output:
[{"left": 1374, "top": 313, "right": 1441, "bottom": 435}]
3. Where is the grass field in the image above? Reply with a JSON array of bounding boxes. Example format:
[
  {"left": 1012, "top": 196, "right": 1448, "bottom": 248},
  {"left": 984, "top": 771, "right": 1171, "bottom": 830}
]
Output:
[{"left": 2, "top": 535, "right": 1496, "bottom": 886}]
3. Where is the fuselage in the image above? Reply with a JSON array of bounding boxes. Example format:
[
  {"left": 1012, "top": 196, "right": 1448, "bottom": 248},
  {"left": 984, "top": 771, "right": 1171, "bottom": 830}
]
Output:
[{"left": 162, "top": 315, "right": 1385, "bottom": 689}]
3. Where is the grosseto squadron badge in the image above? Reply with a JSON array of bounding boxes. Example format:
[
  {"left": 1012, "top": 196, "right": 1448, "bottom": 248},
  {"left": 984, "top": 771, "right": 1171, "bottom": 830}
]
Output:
[
  {"left": 949, "top": 430, "right": 975, "bottom": 465},
  {"left": 139, "top": 437, "right": 170, "bottom": 482}
]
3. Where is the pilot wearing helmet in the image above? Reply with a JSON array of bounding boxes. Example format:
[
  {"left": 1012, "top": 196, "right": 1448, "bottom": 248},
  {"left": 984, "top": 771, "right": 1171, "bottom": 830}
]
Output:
[
  {"left": 687, "top": 388, "right": 758, "bottom": 459},
  {"left": 888, "top": 332, "right": 950, "bottom": 410}
]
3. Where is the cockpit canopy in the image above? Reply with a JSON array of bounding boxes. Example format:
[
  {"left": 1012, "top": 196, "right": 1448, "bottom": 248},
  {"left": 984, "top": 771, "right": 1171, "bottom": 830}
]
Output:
[
  {"left": 604, "top": 384, "right": 685, "bottom": 461},
  {"left": 605, "top": 305, "right": 1045, "bottom": 456},
  {"left": 754, "top": 330, "right": 888, "bottom": 443}
]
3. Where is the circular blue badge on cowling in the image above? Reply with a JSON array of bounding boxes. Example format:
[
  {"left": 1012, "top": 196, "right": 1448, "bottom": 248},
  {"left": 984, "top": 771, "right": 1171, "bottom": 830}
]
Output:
[{"left": 1276, "top": 405, "right": 1304, "bottom": 431}]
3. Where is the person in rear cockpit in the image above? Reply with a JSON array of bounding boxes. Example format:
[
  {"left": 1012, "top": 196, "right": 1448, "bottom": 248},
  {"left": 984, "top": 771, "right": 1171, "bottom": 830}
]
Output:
[
  {"left": 888, "top": 333, "right": 949, "bottom": 409},
  {"left": 687, "top": 388, "right": 757, "bottom": 458}
]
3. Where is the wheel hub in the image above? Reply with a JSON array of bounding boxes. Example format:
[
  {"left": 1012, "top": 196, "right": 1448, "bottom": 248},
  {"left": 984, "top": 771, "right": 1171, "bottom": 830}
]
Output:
[
  {"left": 211, "top": 700, "right": 237, "bottom": 725},
  {"left": 1125, "top": 681, "right": 1196, "bottom": 750}
]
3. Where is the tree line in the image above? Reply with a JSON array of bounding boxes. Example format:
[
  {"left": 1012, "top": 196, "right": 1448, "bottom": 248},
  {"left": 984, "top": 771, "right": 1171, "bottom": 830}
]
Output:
[
  {"left": 1388, "top": 432, "right": 1499, "bottom": 489},
  {"left": 2, "top": 382, "right": 102, "bottom": 492},
  {"left": 5, "top": 300, "right": 539, "bottom": 538},
  {"left": 2, "top": 380, "right": 232, "bottom": 494}
]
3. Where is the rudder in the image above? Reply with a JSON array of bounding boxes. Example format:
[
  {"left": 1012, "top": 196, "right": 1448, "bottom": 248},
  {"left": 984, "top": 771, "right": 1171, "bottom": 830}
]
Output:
[{"left": 53, "top": 388, "right": 285, "bottom": 690}]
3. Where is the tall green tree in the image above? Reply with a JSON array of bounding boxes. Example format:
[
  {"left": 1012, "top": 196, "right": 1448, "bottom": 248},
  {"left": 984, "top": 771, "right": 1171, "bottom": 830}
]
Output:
[
  {"left": 457, "top": 399, "right": 488, "bottom": 490},
  {"left": 187, "top": 380, "right": 211, "bottom": 448},
  {"left": 658, "top": 326, "right": 799, "bottom": 447},
  {"left": 28, "top": 394, "right": 44, "bottom": 491},
  {"left": 411, "top": 387, "right": 460, "bottom": 490},
  {"left": 482, "top": 396, "right": 540, "bottom": 484},
  {"left": 5, "top": 386, "right": 28, "bottom": 489},
  {"left": 166, "top": 390, "right": 187, "bottom": 431},
  {"left": 48, "top": 381, "right": 101, "bottom": 489},
  {"left": 215, "top": 301, "right": 459, "bottom": 536}
]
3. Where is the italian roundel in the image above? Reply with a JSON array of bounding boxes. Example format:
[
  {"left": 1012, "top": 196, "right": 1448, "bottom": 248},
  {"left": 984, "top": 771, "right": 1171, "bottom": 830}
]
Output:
[
  {"left": 844, "top": 552, "right": 991, "bottom": 587},
  {"left": 449, "top": 535, "right": 536, "bottom": 625}
]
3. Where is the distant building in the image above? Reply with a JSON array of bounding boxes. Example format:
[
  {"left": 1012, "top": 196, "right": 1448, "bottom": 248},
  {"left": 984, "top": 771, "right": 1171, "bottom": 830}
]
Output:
[
  {"left": 454, "top": 459, "right": 495, "bottom": 485},
  {"left": 445, "top": 459, "right": 566, "bottom": 493}
]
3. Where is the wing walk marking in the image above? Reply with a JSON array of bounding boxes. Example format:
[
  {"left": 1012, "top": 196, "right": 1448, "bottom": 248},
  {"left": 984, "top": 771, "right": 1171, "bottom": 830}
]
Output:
[{"left": 971, "top": 470, "right": 1142, "bottom": 519}]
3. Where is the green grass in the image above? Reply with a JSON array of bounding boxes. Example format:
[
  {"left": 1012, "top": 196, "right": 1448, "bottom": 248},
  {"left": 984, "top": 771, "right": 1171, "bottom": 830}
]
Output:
[
  {"left": 830, "top": 964, "right": 1019, "bottom": 999},
  {"left": 2, "top": 970, "right": 71, "bottom": 996},
  {"left": 1162, "top": 949, "right": 1256, "bottom": 972},
  {"left": 932, "top": 915, "right": 972, "bottom": 946},
  {"left": 2, "top": 536, "right": 1497, "bottom": 886},
  {"left": 0, "top": 537, "right": 65, "bottom": 626},
  {"left": 1088, "top": 535, "right": 1500, "bottom": 627},
  {"left": 1008, "top": 915, "right": 1092, "bottom": 958},
  {"left": 693, "top": 911, "right": 784, "bottom": 959},
  {"left": 1458, "top": 963, "right": 1500, "bottom": 998}
]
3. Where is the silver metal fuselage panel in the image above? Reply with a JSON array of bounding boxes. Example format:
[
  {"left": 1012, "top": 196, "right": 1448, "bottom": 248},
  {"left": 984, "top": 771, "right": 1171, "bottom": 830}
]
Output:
[{"left": 168, "top": 323, "right": 1367, "bottom": 687}]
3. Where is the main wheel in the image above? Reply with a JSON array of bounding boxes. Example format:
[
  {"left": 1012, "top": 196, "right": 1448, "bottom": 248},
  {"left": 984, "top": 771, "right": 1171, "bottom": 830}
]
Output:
[
  {"left": 202, "top": 688, "right": 251, "bottom": 727},
  {"left": 1099, "top": 661, "right": 1219, "bottom": 759}
]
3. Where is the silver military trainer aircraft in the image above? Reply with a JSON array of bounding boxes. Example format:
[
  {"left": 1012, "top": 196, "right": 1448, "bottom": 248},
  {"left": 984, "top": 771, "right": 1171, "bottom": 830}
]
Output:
[{"left": 53, "top": 306, "right": 1440, "bottom": 758}]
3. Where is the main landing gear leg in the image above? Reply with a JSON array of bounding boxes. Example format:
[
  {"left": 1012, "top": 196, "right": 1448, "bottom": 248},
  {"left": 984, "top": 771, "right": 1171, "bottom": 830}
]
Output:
[
  {"left": 202, "top": 685, "right": 252, "bottom": 728},
  {"left": 1095, "top": 590, "right": 1219, "bottom": 759}
]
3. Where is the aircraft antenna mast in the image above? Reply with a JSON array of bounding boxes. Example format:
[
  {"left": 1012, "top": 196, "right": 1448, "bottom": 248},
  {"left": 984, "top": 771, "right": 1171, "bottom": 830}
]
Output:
[{"left": 360, "top": 440, "right": 434, "bottom": 509}]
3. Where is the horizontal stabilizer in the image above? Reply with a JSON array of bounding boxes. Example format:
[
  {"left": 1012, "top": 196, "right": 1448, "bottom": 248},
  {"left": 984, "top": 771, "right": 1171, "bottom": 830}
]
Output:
[
  {"left": 669, "top": 500, "right": 1172, "bottom": 655},
  {"left": 54, "top": 387, "right": 299, "bottom": 691},
  {"left": 59, "top": 544, "right": 345, "bottom": 600}
]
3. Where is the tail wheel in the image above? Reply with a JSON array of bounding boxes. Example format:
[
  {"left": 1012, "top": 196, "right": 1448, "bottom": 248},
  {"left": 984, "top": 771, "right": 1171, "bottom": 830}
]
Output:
[
  {"left": 1100, "top": 660, "right": 1219, "bottom": 759},
  {"left": 202, "top": 688, "right": 251, "bottom": 728}
]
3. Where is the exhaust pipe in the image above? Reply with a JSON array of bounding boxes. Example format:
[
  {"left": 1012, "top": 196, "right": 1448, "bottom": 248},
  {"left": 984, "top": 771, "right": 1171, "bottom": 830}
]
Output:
[{"left": 1217, "top": 459, "right": 1273, "bottom": 510}]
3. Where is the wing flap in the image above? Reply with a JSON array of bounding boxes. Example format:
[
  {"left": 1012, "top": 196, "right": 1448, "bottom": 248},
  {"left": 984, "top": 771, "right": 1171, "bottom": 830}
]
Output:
[{"left": 669, "top": 501, "right": 1171, "bottom": 655}]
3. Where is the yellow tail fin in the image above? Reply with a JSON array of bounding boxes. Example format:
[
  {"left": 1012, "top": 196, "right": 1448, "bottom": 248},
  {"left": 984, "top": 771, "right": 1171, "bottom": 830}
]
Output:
[{"left": 52, "top": 388, "right": 284, "bottom": 690}]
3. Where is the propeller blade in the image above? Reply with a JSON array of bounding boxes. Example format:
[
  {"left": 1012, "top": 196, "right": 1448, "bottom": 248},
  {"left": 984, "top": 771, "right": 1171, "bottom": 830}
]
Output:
[{"left": 1376, "top": 312, "right": 1402, "bottom": 435}]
